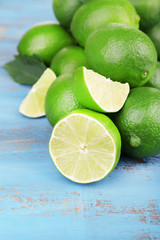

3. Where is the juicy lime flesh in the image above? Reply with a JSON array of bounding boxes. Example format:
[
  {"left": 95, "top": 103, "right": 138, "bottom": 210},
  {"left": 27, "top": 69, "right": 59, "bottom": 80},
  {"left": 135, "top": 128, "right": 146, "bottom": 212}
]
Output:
[
  {"left": 49, "top": 114, "right": 116, "bottom": 183},
  {"left": 85, "top": 68, "right": 130, "bottom": 112},
  {"left": 19, "top": 68, "right": 56, "bottom": 118}
]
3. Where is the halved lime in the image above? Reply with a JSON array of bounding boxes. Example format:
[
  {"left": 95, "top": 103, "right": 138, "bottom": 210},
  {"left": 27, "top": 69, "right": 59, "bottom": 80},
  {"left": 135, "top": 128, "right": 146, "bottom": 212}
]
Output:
[
  {"left": 73, "top": 66, "right": 130, "bottom": 113},
  {"left": 49, "top": 109, "right": 121, "bottom": 183},
  {"left": 19, "top": 68, "right": 56, "bottom": 118}
]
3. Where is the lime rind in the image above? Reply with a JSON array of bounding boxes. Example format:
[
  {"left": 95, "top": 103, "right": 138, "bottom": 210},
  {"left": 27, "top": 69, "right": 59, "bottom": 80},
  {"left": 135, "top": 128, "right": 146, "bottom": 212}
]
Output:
[
  {"left": 33, "top": 21, "right": 58, "bottom": 27},
  {"left": 19, "top": 68, "right": 56, "bottom": 118},
  {"left": 49, "top": 109, "right": 121, "bottom": 183}
]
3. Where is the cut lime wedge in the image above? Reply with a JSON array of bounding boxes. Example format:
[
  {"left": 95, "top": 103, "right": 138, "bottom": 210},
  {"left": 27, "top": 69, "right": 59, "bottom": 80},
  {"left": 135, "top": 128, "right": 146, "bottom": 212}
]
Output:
[
  {"left": 19, "top": 68, "right": 56, "bottom": 118},
  {"left": 73, "top": 66, "right": 130, "bottom": 113},
  {"left": 49, "top": 109, "right": 121, "bottom": 183}
]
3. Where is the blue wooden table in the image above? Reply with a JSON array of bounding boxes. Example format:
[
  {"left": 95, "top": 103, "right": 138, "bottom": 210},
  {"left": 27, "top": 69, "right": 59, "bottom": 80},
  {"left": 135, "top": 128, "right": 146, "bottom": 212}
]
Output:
[{"left": 0, "top": 1, "right": 160, "bottom": 239}]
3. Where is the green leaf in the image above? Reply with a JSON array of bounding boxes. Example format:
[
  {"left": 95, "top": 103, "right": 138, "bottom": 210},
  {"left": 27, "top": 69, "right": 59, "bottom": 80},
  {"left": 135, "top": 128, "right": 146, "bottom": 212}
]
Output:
[{"left": 3, "top": 55, "right": 47, "bottom": 85}]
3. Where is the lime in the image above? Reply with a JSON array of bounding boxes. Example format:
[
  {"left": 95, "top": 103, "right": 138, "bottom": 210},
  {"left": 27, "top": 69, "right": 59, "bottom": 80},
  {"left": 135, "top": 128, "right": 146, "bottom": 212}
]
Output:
[
  {"left": 113, "top": 87, "right": 160, "bottom": 158},
  {"left": 147, "top": 22, "right": 160, "bottom": 60},
  {"left": 45, "top": 74, "right": 84, "bottom": 126},
  {"left": 145, "top": 62, "right": 160, "bottom": 89},
  {"left": 50, "top": 46, "right": 88, "bottom": 76},
  {"left": 17, "top": 23, "right": 74, "bottom": 65},
  {"left": 19, "top": 68, "right": 56, "bottom": 118},
  {"left": 71, "top": 0, "right": 140, "bottom": 47},
  {"left": 53, "top": 0, "right": 83, "bottom": 28},
  {"left": 129, "top": 0, "right": 160, "bottom": 31},
  {"left": 49, "top": 109, "right": 121, "bottom": 183},
  {"left": 85, "top": 23, "right": 157, "bottom": 88},
  {"left": 73, "top": 66, "right": 130, "bottom": 113}
]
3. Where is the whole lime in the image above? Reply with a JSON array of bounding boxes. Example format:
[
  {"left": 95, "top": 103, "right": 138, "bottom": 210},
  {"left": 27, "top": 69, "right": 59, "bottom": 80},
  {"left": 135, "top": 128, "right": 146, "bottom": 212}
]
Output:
[
  {"left": 71, "top": 0, "right": 140, "bottom": 47},
  {"left": 17, "top": 23, "right": 74, "bottom": 65},
  {"left": 53, "top": 0, "right": 83, "bottom": 28},
  {"left": 50, "top": 46, "right": 88, "bottom": 76},
  {"left": 113, "top": 87, "right": 160, "bottom": 158},
  {"left": 145, "top": 62, "right": 160, "bottom": 89},
  {"left": 147, "top": 22, "right": 160, "bottom": 60},
  {"left": 45, "top": 74, "right": 84, "bottom": 126},
  {"left": 129, "top": 0, "right": 160, "bottom": 31},
  {"left": 85, "top": 23, "right": 157, "bottom": 87}
]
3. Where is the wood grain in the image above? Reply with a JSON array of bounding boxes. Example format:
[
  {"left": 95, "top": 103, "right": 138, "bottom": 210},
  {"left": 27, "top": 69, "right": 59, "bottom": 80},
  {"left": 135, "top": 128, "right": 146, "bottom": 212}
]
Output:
[{"left": 0, "top": 0, "right": 160, "bottom": 239}]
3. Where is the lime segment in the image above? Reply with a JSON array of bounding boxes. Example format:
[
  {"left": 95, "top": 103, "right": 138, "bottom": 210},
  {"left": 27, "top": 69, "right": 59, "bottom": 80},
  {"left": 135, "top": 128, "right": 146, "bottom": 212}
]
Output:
[
  {"left": 49, "top": 109, "right": 121, "bottom": 183},
  {"left": 74, "top": 67, "right": 130, "bottom": 113},
  {"left": 19, "top": 68, "right": 56, "bottom": 118}
]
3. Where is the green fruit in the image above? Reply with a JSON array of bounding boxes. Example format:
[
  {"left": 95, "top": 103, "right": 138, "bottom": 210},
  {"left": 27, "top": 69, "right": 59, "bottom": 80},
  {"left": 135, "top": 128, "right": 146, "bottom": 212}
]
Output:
[
  {"left": 85, "top": 23, "right": 157, "bottom": 88},
  {"left": 73, "top": 66, "right": 130, "bottom": 113},
  {"left": 71, "top": 0, "right": 140, "bottom": 47},
  {"left": 113, "top": 87, "right": 160, "bottom": 158},
  {"left": 145, "top": 62, "right": 160, "bottom": 89},
  {"left": 17, "top": 23, "right": 74, "bottom": 65},
  {"left": 147, "top": 22, "right": 160, "bottom": 60},
  {"left": 53, "top": 0, "right": 84, "bottom": 28},
  {"left": 50, "top": 46, "right": 88, "bottom": 76},
  {"left": 45, "top": 74, "right": 84, "bottom": 126},
  {"left": 49, "top": 109, "right": 121, "bottom": 183},
  {"left": 19, "top": 69, "right": 56, "bottom": 118},
  {"left": 129, "top": 0, "right": 160, "bottom": 31}
]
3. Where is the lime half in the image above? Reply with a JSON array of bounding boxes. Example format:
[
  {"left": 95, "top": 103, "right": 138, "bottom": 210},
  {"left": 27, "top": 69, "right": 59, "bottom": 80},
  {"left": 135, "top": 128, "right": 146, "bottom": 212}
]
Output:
[
  {"left": 19, "top": 68, "right": 56, "bottom": 118},
  {"left": 49, "top": 109, "right": 121, "bottom": 183},
  {"left": 73, "top": 66, "right": 130, "bottom": 113}
]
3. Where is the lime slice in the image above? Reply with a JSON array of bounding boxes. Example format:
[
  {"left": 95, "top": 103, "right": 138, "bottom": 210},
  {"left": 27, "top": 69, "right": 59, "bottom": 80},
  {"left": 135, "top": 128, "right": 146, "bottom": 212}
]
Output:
[
  {"left": 19, "top": 68, "right": 56, "bottom": 118},
  {"left": 49, "top": 109, "right": 121, "bottom": 183},
  {"left": 73, "top": 66, "right": 130, "bottom": 113}
]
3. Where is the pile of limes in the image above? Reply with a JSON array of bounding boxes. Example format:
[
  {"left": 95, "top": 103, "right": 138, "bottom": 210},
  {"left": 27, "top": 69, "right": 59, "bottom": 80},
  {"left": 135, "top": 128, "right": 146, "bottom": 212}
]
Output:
[{"left": 13, "top": 0, "right": 160, "bottom": 183}]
